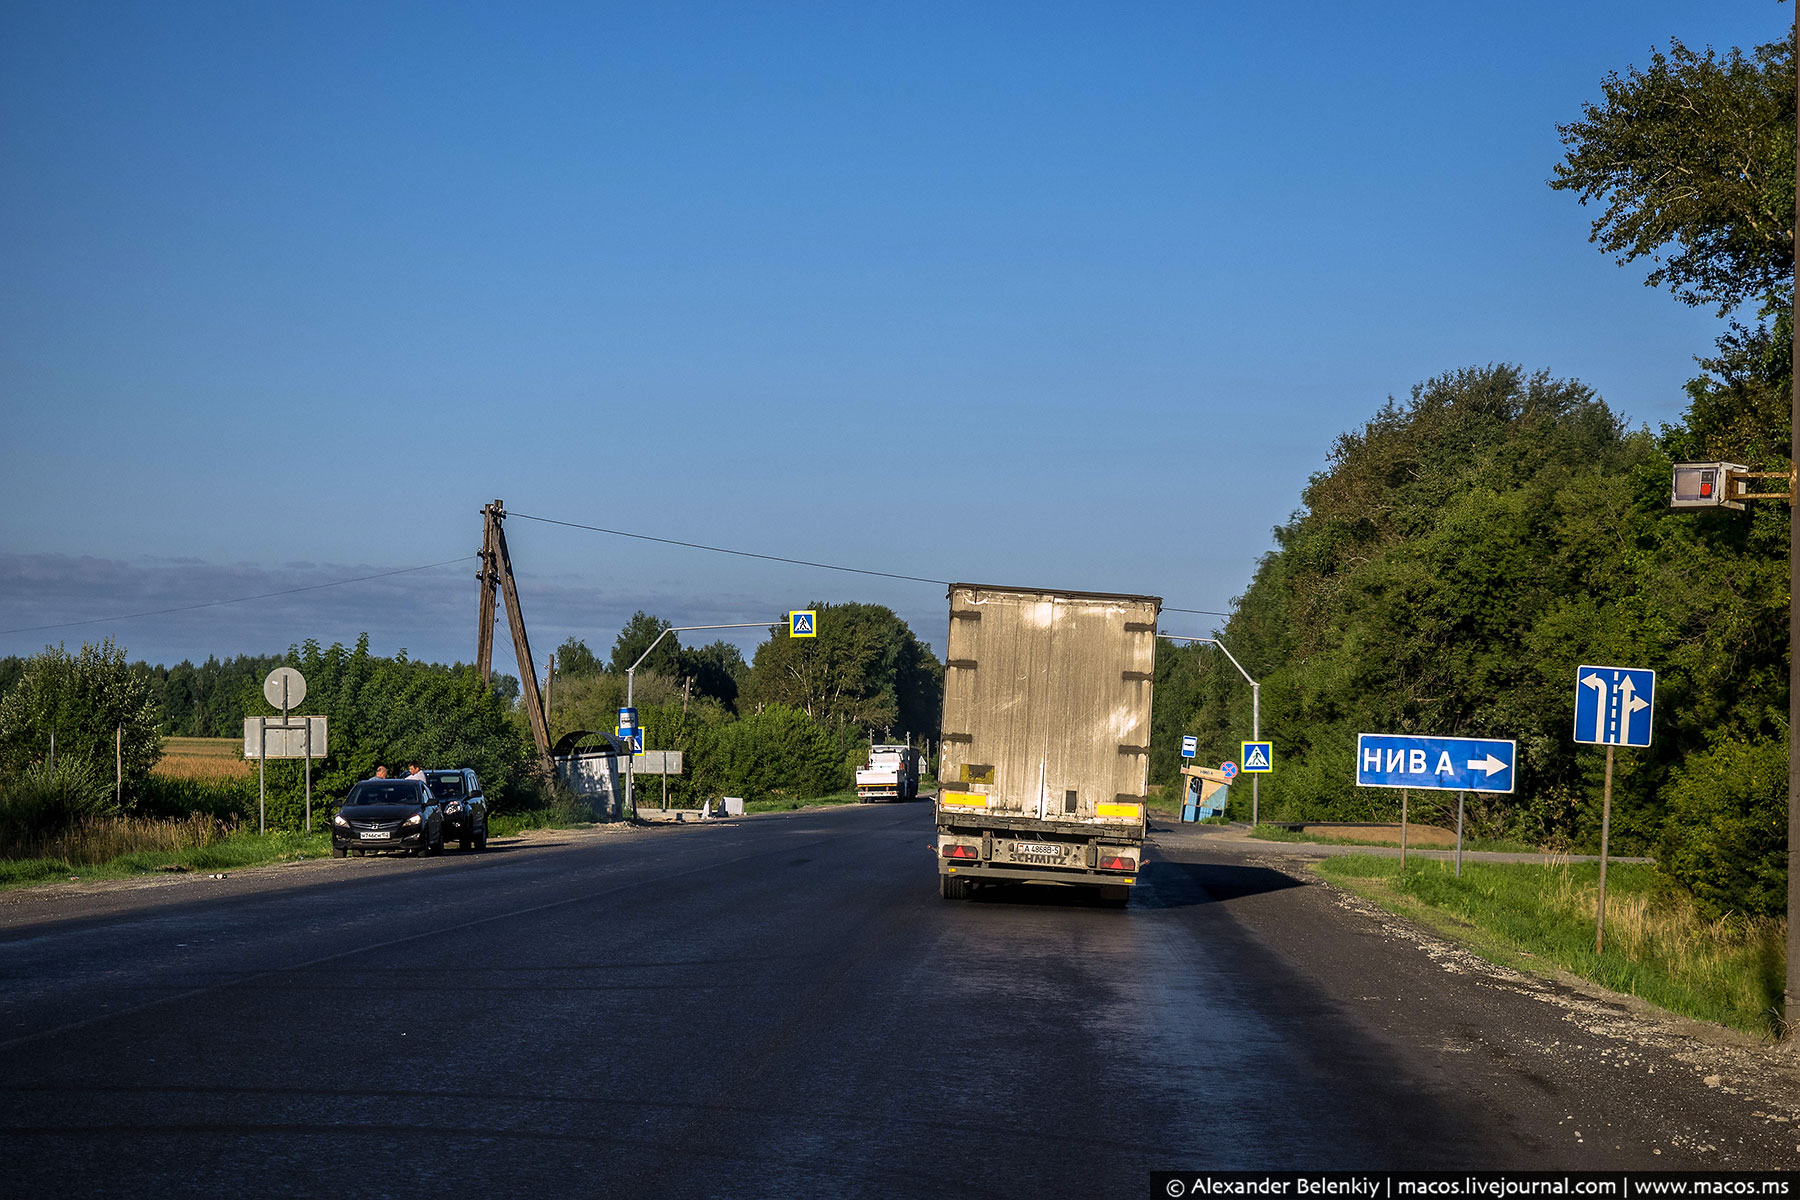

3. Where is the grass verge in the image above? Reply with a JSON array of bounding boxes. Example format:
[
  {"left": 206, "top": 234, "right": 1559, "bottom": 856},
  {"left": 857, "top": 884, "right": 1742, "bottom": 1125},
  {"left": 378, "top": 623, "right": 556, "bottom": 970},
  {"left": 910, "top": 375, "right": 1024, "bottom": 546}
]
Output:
[
  {"left": 1253, "top": 825, "right": 1537, "bottom": 853},
  {"left": 743, "top": 789, "right": 862, "bottom": 814},
  {"left": 1316, "top": 854, "right": 1787, "bottom": 1037},
  {"left": 0, "top": 828, "right": 332, "bottom": 891}
]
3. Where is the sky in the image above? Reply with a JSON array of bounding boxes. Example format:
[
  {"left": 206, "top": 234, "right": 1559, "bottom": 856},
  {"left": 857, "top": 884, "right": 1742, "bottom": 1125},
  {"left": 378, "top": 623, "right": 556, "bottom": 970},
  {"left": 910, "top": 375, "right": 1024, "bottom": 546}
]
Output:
[{"left": 0, "top": 1, "right": 1779, "bottom": 671}]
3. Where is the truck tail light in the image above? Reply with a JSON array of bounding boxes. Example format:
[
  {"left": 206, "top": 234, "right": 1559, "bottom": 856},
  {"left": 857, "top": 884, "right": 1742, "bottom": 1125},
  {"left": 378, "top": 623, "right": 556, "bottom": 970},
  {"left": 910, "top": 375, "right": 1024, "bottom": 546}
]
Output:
[
  {"left": 942, "top": 843, "right": 979, "bottom": 859},
  {"left": 1099, "top": 855, "right": 1136, "bottom": 871}
]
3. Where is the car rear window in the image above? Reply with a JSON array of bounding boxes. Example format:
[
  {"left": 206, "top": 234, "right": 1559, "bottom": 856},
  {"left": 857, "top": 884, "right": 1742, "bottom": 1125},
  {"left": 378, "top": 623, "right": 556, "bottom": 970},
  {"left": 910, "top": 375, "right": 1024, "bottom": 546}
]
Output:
[
  {"left": 346, "top": 782, "right": 424, "bottom": 806},
  {"left": 427, "top": 772, "right": 465, "bottom": 798}
]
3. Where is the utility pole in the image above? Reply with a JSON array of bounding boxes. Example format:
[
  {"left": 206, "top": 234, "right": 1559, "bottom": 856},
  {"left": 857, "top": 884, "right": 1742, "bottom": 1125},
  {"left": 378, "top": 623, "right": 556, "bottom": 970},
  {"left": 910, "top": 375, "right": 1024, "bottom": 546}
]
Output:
[
  {"left": 474, "top": 500, "right": 555, "bottom": 780},
  {"left": 545, "top": 652, "right": 554, "bottom": 729},
  {"left": 1789, "top": 4, "right": 1799, "bottom": 1034}
]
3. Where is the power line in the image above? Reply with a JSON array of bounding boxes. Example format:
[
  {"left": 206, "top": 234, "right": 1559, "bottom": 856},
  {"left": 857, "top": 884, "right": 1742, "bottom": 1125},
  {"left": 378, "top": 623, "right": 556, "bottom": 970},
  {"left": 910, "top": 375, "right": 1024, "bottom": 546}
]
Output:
[
  {"left": 0, "top": 556, "right": 479, "bottom": 637},
  {"left": 509, "top": 511, "right": 1237, "bottom": 618},
  {"left": 507, "top": 512, "right": 953, "bottom": 586}
]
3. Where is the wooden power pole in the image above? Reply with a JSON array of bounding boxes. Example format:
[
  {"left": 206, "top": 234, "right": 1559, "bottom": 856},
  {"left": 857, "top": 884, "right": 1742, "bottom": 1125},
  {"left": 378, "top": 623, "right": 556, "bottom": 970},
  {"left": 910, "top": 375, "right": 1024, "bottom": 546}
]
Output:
[{"left": 475, "top": 500, "right": 555, "bottom": 780}]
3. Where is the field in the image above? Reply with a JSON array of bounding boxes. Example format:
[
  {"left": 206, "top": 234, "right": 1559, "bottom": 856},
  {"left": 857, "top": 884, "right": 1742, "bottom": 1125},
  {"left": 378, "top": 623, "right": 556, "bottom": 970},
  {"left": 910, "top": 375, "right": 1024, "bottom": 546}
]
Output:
[{"left": 156, "top": 737, "right": 251, "bottom": 781}]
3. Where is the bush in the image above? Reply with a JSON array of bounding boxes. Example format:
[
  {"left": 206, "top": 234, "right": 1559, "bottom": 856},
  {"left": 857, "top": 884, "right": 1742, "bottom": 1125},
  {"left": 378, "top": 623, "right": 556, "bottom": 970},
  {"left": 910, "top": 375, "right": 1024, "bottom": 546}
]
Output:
[
  {"left": 1659, "top": 736, "right": 1788, "bottom": 919},
  {"left": 704, "top": 705, "right": 848, "bottom": 802},
  {"left": 0, "top": 755, "right": 119, "bottom": 855},
  {"left": 133, "top": 773, "right": 254, "bottom": 822}
]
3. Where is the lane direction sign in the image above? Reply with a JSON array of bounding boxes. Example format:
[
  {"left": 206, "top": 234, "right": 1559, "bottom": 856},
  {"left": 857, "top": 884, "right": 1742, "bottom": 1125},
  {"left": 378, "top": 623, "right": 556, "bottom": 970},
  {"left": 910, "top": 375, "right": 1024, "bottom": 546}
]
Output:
[
  {"left": 1180, "top": 735, "right": 1198, "bottom": 760},
  {"left": 1356, "top": 734, "right": 1516, "bottom": 793},
  {"left": 1572, "top": 665, "right": 1655, "bottom": 748},
  {"left": 1241, "top": 741, "right": 1272, "bottom": 772}
]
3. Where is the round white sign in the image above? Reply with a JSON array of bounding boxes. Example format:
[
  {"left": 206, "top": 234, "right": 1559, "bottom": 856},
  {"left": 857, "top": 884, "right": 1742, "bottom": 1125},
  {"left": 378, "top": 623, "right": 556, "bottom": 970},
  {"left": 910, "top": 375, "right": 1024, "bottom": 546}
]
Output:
[{"left": 264, "top": 667, "right": 307, "bottom": 711}]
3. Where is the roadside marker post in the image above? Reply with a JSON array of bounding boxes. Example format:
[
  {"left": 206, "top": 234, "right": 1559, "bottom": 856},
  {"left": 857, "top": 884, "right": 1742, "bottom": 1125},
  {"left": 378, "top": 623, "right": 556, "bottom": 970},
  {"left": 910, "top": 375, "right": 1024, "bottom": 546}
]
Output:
[{"left": 1573, "top": 665, "right": 1656, "bottom": 954}]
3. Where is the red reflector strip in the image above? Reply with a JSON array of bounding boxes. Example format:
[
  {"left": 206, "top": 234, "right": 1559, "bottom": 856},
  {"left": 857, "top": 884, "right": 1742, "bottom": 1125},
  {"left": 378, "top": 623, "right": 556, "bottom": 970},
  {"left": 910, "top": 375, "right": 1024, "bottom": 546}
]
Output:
[
  {"left": 941, "top": 844, "right": 979, "bottom": 859},
  {"left": 1099, "top": 856, "right": 1136, "bottom": 871}
]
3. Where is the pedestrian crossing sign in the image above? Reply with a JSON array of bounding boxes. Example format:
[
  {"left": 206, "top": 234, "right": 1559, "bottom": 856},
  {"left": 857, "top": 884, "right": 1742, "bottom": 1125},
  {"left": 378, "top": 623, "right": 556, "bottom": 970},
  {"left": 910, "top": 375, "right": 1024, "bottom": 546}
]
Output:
[
  {"left": 788, "top": 610, "right": 817, "bottom": 638},
  {"left": 1240, "top": 741, "right": 1272, "bottom": 773}
]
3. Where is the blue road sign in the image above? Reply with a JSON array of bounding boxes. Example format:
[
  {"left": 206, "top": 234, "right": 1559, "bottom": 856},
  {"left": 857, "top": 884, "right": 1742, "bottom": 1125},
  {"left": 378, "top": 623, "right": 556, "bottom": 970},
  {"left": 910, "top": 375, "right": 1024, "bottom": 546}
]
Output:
[
  {"left": 1240, "top": 741, "right": 1272, "bottom": 773},
  {"left": 1220, "top": 761, "right": 1239, "bottom": 781},
  {"left": 1356, "top": 734, "right": 1516, "bottom": 793},
  {"left": 788, "top": 610, "right": 816, "bottom": 638},
  {"left": 1180, "top": 735, "right": 1197, "bottom": 759},
  {"left": 616, "top": 728, "right": 644, "bottom": 753},
  {"left": 618, "top": 707, "right": 638, "bottom": 731},
  {"left": 1573, "top": 665, "right": 1655, "bottom": 748}
]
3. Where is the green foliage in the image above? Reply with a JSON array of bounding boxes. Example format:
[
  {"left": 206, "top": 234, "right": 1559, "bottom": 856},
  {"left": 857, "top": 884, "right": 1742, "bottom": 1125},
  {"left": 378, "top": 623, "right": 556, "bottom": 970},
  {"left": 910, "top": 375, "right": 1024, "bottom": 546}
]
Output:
[
  {"left": 743, "top": 601, "right": 942, "bottom": 736},
  {"left": 554, "top": 638, "right": 605, "bottom": 679},
  {"left": 1550, "top": 37, "right": 1794, "bottom": 315},
  {"left": 1660, "top": 736, "right": 1789, "bottom": 919},
  {"left": 678, "top": 640, "right": 748, "bottom": 710},
  {"left": 249, "top": 636, "right": 541, "bottom": 828},
  {"left": 610, "top": 611, "right": 679, "bottom": 675},
  {"left": 135, "top": 654, "right": 284, "bottom": 736},
  {"left": 0, "top": 640, "right": 162, "bottom": 795},
  {"left": 0, "top": 755, "right": 118, "bottom": 849},
  {"left": 703, "top": 705, "right": 849, "bottom": 802},
  {"left": 1177, "top": 362, "right": 1788, "bottom": 915}
]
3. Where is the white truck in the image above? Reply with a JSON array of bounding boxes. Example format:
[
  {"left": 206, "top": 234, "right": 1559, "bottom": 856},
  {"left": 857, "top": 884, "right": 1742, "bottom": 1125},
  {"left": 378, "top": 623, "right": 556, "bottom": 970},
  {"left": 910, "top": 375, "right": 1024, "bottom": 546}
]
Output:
[
  {"left": 935, "top": 583, "right": 1160, "bottom": 903},
  {"left": 855, "top": 744, "right": 921, "bottom": 802}
]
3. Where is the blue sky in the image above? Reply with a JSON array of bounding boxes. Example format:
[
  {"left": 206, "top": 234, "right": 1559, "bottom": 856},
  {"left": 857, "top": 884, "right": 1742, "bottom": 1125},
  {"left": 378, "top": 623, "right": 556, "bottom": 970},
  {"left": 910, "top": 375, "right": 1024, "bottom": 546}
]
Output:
[{"left": 0, "top": 1, "right": 1777, "bottom": 668}]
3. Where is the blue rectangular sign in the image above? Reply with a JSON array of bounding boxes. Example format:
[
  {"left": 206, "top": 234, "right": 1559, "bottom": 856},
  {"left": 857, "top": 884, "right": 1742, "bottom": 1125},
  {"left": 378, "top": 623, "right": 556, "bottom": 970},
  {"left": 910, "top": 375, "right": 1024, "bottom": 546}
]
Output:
[
  {"left": 1356, "top": 734, "right": 1516, "bottom": 793},
  {"left": 1573, "top": 665, "right": 1654, "bottom": 748},
  {"left": 1180, "top": 735, "right": 1197, "bottom": 759}
]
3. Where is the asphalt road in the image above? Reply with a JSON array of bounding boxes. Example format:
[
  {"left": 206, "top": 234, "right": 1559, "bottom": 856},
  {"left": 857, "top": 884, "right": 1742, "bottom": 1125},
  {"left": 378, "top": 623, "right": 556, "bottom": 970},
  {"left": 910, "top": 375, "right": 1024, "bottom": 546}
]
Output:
[{"left": 0, "top": 803, "right": 1794, "bottom": 1199}]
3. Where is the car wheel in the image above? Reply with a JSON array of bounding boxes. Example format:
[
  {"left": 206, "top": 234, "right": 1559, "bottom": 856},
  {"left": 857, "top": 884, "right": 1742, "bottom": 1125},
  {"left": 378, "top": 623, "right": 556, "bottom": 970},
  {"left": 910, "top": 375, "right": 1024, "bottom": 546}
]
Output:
[
  {"left": 474, "top": 821, "right": 488, "bottom": 852},
  {"left": 460, "top": 826, "right": 473, "bottom": 852},
  {"left": 332, "top": 847, "right": 346, "bottom": 859}
]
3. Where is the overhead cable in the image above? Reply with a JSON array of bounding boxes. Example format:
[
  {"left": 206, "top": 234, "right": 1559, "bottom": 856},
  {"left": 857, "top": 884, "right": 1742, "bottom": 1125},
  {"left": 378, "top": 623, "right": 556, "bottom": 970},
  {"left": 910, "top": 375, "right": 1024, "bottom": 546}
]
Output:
[
  {"left": 0, "top": 556, "right": 479, "bottom": 637},
  {"left": 509, "top": 511, "right": 1236, "bottom": 618},
  {"left": 507, "top": 512, "right": 954, "bottom": 586}
]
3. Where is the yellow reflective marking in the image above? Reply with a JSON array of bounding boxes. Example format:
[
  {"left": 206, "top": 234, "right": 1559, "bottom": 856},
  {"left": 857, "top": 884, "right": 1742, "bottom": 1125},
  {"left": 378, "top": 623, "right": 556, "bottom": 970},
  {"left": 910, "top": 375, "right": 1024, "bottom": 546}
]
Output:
[
  {"left": 943, "top": 794, "right": 988, "bottom": 808},
  {"left": 1096, "top": 802, "right": 1142, "bottom": 820}
]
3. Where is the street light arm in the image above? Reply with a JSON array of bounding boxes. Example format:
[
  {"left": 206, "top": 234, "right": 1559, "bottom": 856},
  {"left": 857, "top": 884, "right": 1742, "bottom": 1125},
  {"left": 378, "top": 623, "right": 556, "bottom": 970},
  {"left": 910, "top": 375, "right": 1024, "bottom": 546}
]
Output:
[
  {"left": 1160, "top": 632, "right": 1257, "bottom": 688},
  {"left": 627, "top": 621, "right": 771, "bottom": 675}
]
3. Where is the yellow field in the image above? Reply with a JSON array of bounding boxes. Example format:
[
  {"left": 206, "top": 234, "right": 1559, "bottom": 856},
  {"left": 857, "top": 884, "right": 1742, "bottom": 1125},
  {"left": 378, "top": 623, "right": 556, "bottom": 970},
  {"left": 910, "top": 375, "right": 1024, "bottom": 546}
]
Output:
[{"left": 156, "top": 737, "right": 251, "bottom": 781}]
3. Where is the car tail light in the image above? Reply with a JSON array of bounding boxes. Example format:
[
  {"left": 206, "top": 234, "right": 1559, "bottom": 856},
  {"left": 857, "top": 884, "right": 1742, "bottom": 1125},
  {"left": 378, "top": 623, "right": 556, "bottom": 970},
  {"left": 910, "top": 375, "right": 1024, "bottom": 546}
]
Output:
[
  {"left": 1099, "top": 855, "right": 1136, "bottom": 871},
  {"left": 941, "top": 843, "right": 979, "bottom": 859}
]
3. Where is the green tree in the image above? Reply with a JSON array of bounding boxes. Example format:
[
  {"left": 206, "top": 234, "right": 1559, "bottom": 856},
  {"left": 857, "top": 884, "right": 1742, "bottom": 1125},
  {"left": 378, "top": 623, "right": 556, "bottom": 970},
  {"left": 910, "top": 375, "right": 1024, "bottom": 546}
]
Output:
[
  {"left": 554, "top": 638, "right": 605, "bottom": 679},
  {"left": 743, "top": 602, "right": 942, "bottom": 737},
  {"left": 676, "top": 640, "right": 748, "bottom": 710},
  {"left": 0, "top": 639, "right": 162, "bottom": 797},
  {"left": 610, "top": 611, "right": 679, "bottom": 675},
  {"left": 1550, "top": 37, "right": 1794, "bottom": 316}
]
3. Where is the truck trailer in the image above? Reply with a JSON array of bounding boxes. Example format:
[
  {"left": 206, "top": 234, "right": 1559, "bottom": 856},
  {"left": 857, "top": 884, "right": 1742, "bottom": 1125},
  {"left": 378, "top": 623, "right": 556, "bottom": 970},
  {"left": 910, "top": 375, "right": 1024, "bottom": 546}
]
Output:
[
  {"left": 934, "top": 583, "right": 1160, "bottom": 903},
  {"left": 855, "top": 744, "right": 921, "bottom": 802}
]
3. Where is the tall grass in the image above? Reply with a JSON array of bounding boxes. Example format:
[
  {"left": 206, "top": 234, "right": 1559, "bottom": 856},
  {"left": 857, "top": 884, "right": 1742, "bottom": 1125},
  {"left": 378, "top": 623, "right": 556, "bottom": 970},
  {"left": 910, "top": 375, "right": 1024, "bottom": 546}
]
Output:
[{"left": 1319, "top": 854, "right": 1787, "bottom": 1036}]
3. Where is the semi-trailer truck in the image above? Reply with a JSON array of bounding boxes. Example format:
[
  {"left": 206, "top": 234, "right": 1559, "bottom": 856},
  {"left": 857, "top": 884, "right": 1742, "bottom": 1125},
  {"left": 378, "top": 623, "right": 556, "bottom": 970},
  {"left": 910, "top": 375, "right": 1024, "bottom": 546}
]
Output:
[{"left": 934, "top": 582, "right": 1159, "bottom": 903}]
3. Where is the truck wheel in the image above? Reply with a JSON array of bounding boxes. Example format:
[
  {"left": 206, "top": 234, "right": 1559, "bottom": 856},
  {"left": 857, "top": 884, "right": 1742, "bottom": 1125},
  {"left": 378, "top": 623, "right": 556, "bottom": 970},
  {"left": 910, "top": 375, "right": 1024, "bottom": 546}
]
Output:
[
  {"left": 1098, "top": 884, "right": 1129, "bottom": 907},
  {"left": 940, "top": 874, "right": 966, "bottom": 900}
]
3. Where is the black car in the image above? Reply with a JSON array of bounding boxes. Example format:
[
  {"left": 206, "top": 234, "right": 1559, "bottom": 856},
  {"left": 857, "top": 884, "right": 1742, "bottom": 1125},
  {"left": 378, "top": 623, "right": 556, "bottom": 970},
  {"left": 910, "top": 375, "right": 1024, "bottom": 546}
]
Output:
[
  {"left": 331, "top": 779, "right": 445, "bottom": 857},
  {"left": 425, "top": 768, "right": 489, "bottom": 852}
]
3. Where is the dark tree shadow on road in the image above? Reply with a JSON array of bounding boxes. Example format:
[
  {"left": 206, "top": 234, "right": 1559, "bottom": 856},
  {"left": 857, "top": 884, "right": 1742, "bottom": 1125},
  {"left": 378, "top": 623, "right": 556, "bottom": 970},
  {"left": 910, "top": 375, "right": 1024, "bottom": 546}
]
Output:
[{"left": 1130, "top": 858, "right": 1305, "bottom": 909}]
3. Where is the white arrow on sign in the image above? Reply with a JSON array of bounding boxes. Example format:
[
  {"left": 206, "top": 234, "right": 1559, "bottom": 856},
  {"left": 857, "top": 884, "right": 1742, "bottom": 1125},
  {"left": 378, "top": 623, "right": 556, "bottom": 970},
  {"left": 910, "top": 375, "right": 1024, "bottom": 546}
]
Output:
[
  {"left": 1581, "top": 671, "right": 1607, "bottom": 739},
  {"left": 1465, "top": 753, "right": 1508, "bottom": 776},
  {"left": 1618, "top": 674, "right": 1650, "bottom": 722}
]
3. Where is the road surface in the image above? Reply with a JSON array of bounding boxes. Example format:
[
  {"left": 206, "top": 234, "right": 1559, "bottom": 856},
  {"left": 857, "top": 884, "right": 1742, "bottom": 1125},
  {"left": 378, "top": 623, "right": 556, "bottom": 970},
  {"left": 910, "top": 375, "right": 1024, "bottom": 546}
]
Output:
[{"left": 0, "top": 803, "right": 1794, "bottom": 1198}]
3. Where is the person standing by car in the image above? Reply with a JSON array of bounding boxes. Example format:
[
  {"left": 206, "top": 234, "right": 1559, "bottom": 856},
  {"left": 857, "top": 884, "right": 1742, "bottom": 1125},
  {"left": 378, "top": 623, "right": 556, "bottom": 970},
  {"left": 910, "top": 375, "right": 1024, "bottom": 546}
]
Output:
[
  {"left": 405, "top": 762, "right": 425, "bottom": 780},
  {"left": 371, "top": 765, "right": 389, "bottom": 779}
]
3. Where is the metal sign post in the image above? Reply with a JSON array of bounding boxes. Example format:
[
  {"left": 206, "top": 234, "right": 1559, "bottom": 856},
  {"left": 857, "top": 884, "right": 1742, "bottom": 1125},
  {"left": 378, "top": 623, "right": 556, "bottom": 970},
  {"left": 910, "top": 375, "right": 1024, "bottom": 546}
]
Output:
[
  {"left": 1399, "top": 788, "right": 1409, "bottom": 871},
  {"left": 1455, "top": 791, "right": 1465, "bottom": 878},
  {"left": 1572, "top": 665, "right": 1654, "bottom": 954},
  {"left": 257, "top": 716, "right": 266, "bottom": 835}
]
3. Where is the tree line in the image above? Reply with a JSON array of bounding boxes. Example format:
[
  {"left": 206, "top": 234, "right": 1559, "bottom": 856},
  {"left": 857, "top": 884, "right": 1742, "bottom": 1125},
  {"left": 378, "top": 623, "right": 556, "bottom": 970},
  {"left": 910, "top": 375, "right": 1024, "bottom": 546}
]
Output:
[{"left": 1154, "top": 31, "right": 1792, "bottom": 919}]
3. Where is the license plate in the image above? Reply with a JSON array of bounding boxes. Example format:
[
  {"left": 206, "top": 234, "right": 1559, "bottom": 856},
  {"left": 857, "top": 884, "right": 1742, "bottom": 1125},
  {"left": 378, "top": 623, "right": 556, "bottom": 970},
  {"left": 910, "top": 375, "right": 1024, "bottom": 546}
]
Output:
[
  {"left": 1015, "top": 843, "right": 1060, "bottom": 857},
  {"left": 359, "top": 831, "right": 391, "bottom": 840}
]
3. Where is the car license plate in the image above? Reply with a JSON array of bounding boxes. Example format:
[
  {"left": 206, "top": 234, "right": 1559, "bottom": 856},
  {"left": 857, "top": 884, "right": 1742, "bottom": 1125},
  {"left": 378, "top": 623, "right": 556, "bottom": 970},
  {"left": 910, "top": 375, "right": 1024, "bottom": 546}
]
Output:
[
  {"left": 1016, "top": 843, "right": 1060, "bottom": 857},
  {"left": 359, "top": 831, "right": 391, "bottom": 840}
]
